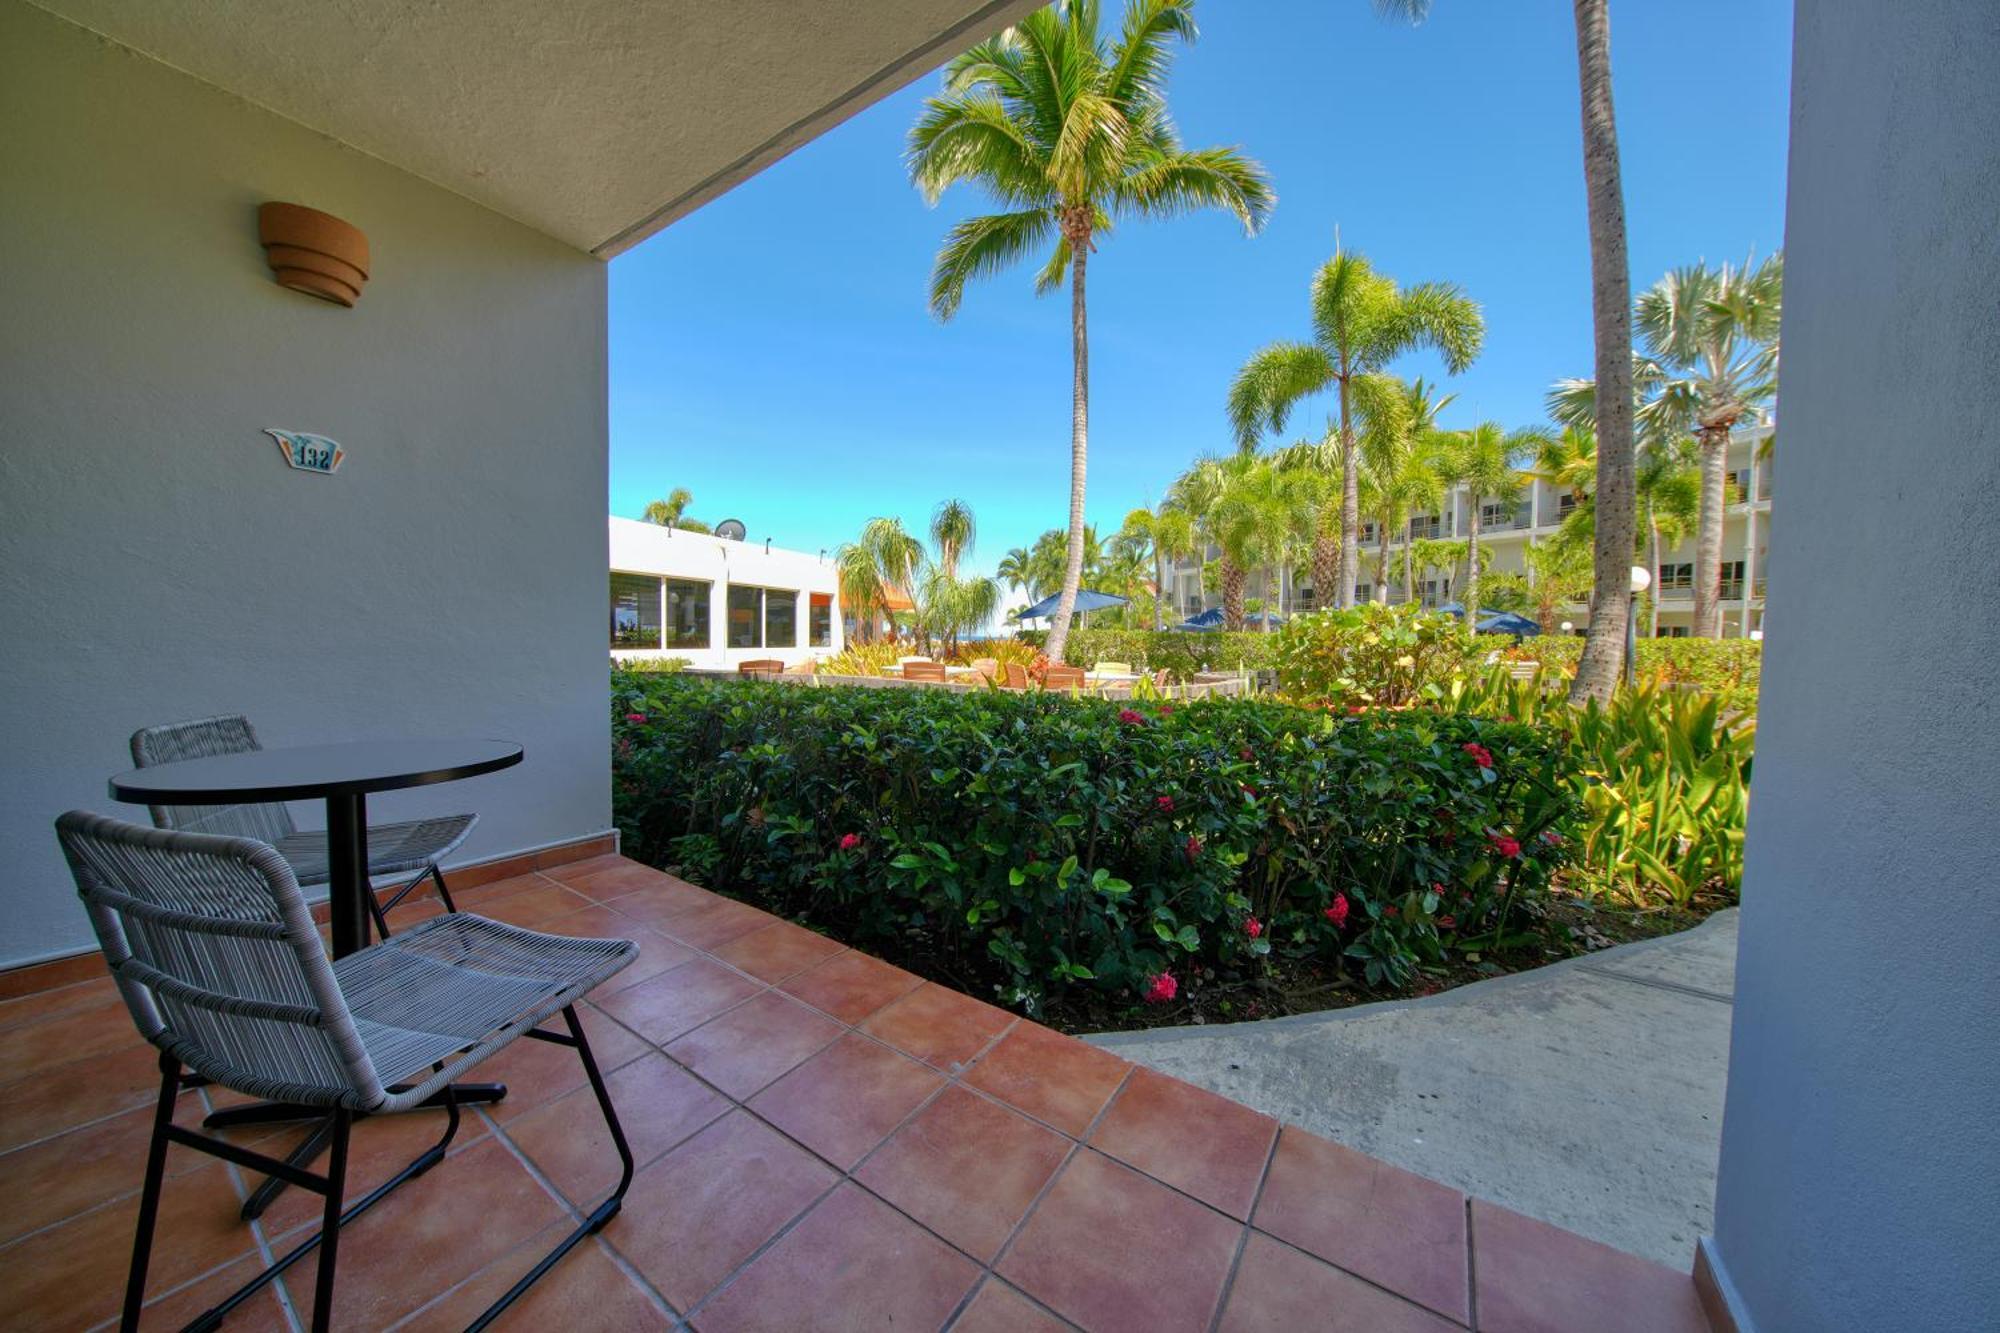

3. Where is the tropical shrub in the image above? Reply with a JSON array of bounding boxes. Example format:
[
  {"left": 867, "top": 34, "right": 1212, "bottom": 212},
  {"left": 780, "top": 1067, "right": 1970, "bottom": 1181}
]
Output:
[
  {"left": 1039, "top": 628, "right": 1278, "bottom": 678},
  {"left": 1446, "top": 668, "right": 1753, "bottom": 904},
  {"left": 612, "top": 674, "right": 1579, "bottom": 1010},
  {"left": 1274, "top": 604, "right": 1478, "bottom": 708},
  {"left": 1499, "top": 636, "right": 1761, "bottom": 714},
  {"left": 611, "top": 656, "right": 690, "bottom": 674},
  {"left": 820, "top": 638, "right": 1044, "bottom": 678}
]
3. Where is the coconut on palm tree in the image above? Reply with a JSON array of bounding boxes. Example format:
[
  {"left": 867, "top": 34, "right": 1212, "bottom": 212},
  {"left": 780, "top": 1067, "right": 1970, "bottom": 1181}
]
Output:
[
  {"left": 640, "top": 488, "right": 713, "bottom": 534},
  {"left": 909, "top": 0, "right": 1274, "bottom": 665},
  {"left": 1374, "top": 0, "right": 1637, "bottom": 702},
  {"left": 1228, "top": 247, "right": 1483, "bottom": 611}
]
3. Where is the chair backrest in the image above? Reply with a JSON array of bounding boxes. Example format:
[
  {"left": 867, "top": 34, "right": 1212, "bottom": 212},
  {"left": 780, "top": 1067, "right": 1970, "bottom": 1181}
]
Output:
[
  {"left": 738, "top": 659, "right": 784, "bottom": 676},
  {"left": 1153, "top": 668, "right": 1174, "bottom": 688},
  {"left": 1003, "top": 662, "right": 1031, "bottom": 690},
  {"left": 901, "top": 661, "right": 948, "bottom": 683},
  {"left": 896, "top": 656, "right": 934, "bottom": 667},
  {"left": 1093, "top": 661, "right": 1132, "bottom": 675},
  {"left": 1044, "top": 665, "right": 1086, "bottom": 691},
  {"left": 131, "top": 715, "right": 297, "bottom": 841},
  {"left": 970, "top": 657, "right": 1000, "bottom": 681},
  {"left": 54, "top": 811, "right": 383, "bottom": 1110}
]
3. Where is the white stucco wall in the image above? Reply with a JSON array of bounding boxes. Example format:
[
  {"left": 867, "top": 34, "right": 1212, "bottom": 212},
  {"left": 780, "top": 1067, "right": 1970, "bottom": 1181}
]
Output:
[
  {"left": 1705, "top": 3, "right": 2000, "bottom": 1330},
  {"left": 0, "top": 2, "right": 612, "bottom": 968},
  {"left": 607, "top": 517, "right": 842, "bottom": 670}
]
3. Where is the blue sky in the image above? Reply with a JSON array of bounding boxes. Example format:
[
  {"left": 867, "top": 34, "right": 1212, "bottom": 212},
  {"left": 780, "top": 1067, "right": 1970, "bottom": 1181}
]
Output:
[{"left": 608, "top": 0, "right": 1792, "bottom": 589}]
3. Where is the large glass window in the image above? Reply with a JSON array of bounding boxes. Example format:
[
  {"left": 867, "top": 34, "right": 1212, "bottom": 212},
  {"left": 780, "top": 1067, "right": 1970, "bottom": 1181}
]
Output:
[
  {"left": 610, "top": 573, "right": 660, "bottom": 650},
  {"left": 665, "top": 578, "right": 710, "bottom": 649},
  {"left": 809, "top": 593, "right": 834, "bottom": 648},
  {"left": 727, "top": 586, "right": 761, "bottom": 648},
  {"left": 765, "top": 591, "right": 797, "bottom": 648}
]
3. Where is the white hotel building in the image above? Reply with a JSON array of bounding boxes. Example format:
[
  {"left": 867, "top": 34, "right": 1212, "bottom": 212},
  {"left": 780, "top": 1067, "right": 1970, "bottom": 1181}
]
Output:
[
  {"left": 1165, "top": 426, "right": 1774, "bottom": 638},
  {"left": 608, "top": 516, "right": 842, "bottom": 669}
]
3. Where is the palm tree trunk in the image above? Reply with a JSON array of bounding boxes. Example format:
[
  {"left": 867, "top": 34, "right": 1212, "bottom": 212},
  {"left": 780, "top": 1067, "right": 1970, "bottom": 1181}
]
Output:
[
  {"left": 1647, "top": 504, "right": 1662, "bottom": 639},
  {"left": 1337, "top": 373, "right": 1358, "bottom": 609},
  {"left": 1311, "top": 511, "right": 1338, "bottom": 611},
  {"left": 1044, "top": 221, "right": 1091, "bottom": 664},
  {"left": 1465, "top": 501, "right": 1483, "bottom": 629},
  {"left": 1376, "top": 515, "right": 1392, "bottom": 598},
  {"left": 1222, "top": 557, "right": 1245, "bottom": 630},
  {"left": 1403, "top": 540, "right": 1416, "bottom": 607},
  {"left": 1568, "top": 0, "right": 1636, "bottom": 704},
  {"left": 1153, "top": 546, "right": 1166, "bottom": 631},
  {"left": 1692, "top": 431, "right": 1727, "bottom": 637}
]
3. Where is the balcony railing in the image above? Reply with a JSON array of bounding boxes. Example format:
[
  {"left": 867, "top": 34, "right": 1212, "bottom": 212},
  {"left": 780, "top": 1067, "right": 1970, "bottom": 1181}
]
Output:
[
  {"left": 1480, "top": 504, "right": 1534, "bottom": 531},
  {"left": 1408, "top": 517, "right": 1448, "bottom": 541}
]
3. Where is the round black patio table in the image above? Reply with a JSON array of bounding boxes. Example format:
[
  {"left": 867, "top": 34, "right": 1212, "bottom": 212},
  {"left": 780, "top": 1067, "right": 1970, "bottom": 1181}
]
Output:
[{"left": 108, "top": 736, "right": 523, "bottom": 1217}]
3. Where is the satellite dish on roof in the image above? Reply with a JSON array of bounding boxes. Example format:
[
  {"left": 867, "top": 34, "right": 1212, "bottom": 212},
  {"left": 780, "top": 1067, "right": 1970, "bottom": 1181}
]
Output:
[{"left": 715, "top": 518, "right": 747, "bottom": 541}]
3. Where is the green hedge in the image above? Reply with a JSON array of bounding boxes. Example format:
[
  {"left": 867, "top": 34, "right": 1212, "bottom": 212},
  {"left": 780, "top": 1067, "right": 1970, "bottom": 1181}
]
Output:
[
  {"left": 1275, "top": 605, "right": 1476, "bottom": 707},
  {"left": 1031, "top": 628, "right": 1279, "bottom": 676},
  {"left": 1497, "top": 636, "right": 1762, "bottom": 713},
  {"left": 612, "top": 674, "right": 1580, "bottom": 1009}
]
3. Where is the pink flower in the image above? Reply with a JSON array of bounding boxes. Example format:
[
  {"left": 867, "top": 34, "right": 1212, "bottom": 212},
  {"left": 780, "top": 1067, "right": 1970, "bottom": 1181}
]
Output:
[
  {"left": 1437, "top": 914, "right": 1458, "bottom": 930},
  {"left": 1143, "top": 972, "right": 1179, "bottom": 1004},
  {"left": 838, "top": 833, "right": 861, "bottom": 852},
  {"left": 1184, "top": 834, "right": 1203, "bottom": 862},
  {"left": 624, "top": 713, "right": 647, "bottom": 724},
  {"left": 1244, "top": 917, "right": 1263, "bottom": 940},
  {"left": 1324, "top": 894, "right": 1350, "bottom": 928},
  {"left": 1239, "top": 747, "right": 1254, "bottom": 762},
  {"left": 1159, "top": 704, "right": 1176, "bottom": 715},
  {"left": 1489, "top": 833, "right": 1522, "bottom": 859},
  {"left": 1118, "top": 709, "right": 1146, "bottom": 726},
  {"left": 1541, "top": 829, "right": 1566, "bottom": 847},
  {"left": 1461, "top": 742, "right": 1494, "bottom": 769},
  {"left": 1155, "top": 795, "right": 1176, "bottom": 813},
  {"left": 1384, "top": 904, "right": 1401, "bottom": 919}
]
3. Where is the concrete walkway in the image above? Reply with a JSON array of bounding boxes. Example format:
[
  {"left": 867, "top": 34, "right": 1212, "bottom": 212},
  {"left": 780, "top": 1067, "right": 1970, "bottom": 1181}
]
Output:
[{"left": 1089, "top": 909, "right": 1738, "bottom": 1270}]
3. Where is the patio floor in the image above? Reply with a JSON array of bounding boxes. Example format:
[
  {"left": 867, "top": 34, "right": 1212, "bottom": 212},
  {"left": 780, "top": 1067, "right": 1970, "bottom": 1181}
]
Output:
[{"left": 0, "top": 856, "right": 1713, "bottom": 1332}]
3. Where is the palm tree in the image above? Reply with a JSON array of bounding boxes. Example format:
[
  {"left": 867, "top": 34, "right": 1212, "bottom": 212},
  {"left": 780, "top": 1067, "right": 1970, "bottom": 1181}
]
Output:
[
  {"left": 1358, "top": 376, "right": 1453, "bottom": 603},
  {"left": 996, "top": 546, "right": 1033, "bottom": 597},
  {"left": 1228, "top": 247, "right": 1483, "bottom": 611},
  {"left": 835, "top": 517, "right": 924, "bottom": 644},
  {"left": 1375, "top": 0, "right": 1635, "bottom": 702},
  {"left": 1533, "top": 423, "right": 1598, "bottom": 506},
  {"left": 1114, "top": 502, "right": 1197, "bottom": 629},
  {"left": 1526, "top": 533, "right": 1594, "bottom": 633},
  {"left": 930, "top": 499, "right": 976, "bottom": 580},
  {"left": 1632, "top": 256, "right": 1782, "bottom": 635},
  {"left": 640, "top": 487, "right": 713, "bottom": 534},
  {"left": 1436, "top": 423, "right": 1536, "bottom": 624},
  {"left": 909, "top": 0, "right": 1274, "bottom": 665}
]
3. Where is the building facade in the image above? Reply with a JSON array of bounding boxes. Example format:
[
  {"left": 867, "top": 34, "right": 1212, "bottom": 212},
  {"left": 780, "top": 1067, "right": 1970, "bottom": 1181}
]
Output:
[{"left": 609, "top": 516, "right": 842, "bottom": 670}]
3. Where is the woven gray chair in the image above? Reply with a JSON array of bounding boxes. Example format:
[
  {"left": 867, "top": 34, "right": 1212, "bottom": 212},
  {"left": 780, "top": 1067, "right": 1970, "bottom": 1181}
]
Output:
[
  {"left": 132, "top": 715, "right": 475, "bottom": 940},
  {"left": 56, "top": 811, "right": 637, "bottom": 1333}
]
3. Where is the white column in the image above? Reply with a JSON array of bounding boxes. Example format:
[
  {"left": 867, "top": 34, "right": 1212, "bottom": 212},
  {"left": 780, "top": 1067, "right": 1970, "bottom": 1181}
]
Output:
[{"left": 1703, "top": 6, "right": 2000, "bottom": 1330}]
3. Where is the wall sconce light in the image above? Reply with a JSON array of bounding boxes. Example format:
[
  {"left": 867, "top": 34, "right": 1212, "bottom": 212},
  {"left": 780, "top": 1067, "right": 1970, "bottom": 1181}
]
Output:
[{"left": 258, "top": 203, "right": 370, "bottom": 306}]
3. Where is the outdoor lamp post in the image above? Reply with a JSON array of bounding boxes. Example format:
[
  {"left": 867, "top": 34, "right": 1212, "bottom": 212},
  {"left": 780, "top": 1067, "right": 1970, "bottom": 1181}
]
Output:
[{"left": 1626, "top": 565, "right": 1653, "bottom": 687}]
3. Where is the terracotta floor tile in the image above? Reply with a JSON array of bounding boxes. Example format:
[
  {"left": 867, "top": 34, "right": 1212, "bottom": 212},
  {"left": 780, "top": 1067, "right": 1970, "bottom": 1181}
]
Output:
[
  {"left": 506, "top": 1051, "right": 728, "bottom": 1206},
  {"left": 1218, "top": 1232, "right": 1461, "bottom": 1333},
  {"left": 0, "top": 1042, "right": 168, "bottom": 1153},
  {"left": 117, "top": 1253, "right": 292, "bottom": 1333},
  {"left": 539, "top": 852, "right": 631, "bottom": 885},
  {"left": 748, "top": 1032, "right": 945, "bottom": 1170},
  {"left": 0, "top": 1094, "right": 231, "bottom": 1245},
  {"left": 581, "top": 864, "right": 713, "bottom": 904},
  {"left": 538, "top": 905, "right": 694, "bottom": 993},
  {"left": 710, "top": 920, "right": 847, "bottom": 984},
  {"left": 596, "top": 958, "right": 765, "bottom": 1045},
  {"left": 1089, "top": 1066, "right": 1276, "bottom": 1219},
  {"left": 861, "top": 983, "right": 1015, "bottom": 1073},
  {"left": 271, "top": 1136, "right": 564, "bottom": 1331},
  {"left": 666, "top": 990, "right": 844, "bottom": 1099},
  {"left": 601, "top": 880, "right": 727, "bottom": 931},
  {"left": 0, "top": 975, "right": 119, "bottom": 1031},
  {"left": 0, "top": 999, "right": 147, "bottom": 1079},
  {"left": 397, "top": 1225, "right": 670, "bottom": 1331},
  {"left": 964, "top": 1022, "right": 1130, "bottom": 1137},
  {"left": 856, "top": 1085, "right": 1070, "bottom": 1262},
  {"left": 1252, "top": 1126, "right": 1469, "bottom": 1323},
  {"left": 451, "top": 872, "right": 551, "bottom": 908},
  {"left": 998, "top": 1149, "right": 1242, "bottom": 1333},
  {"left": 1471, "top": 1200, "right": 1708, "bottom": 1333},
  {"left": 694, "top": 1182, "right": 980, "bottom": 1333},
  {"left": 658, "top": 895, "right": 781, "bottom": 951},
  {"left": 0, "top": 1160, "right": 257, "bottom": 1332},
  {"left": 253, "top": 1101, "right": 490, "bottom": 1238},
  {"left": 611, "top": 1109, "right": 838, "bottom": 1312},
  {"left": 468, "top": 881, "right": 594, "bottom": 927},
  {"left": 779, "top": 950, "right": 925, "bottom": 1025},
  {"left": 473, "top": 1004, "right": 651, "bottom": 1124},
  {"left": 949, "top": 1279, "right": 1075, "bottom": 1333}
]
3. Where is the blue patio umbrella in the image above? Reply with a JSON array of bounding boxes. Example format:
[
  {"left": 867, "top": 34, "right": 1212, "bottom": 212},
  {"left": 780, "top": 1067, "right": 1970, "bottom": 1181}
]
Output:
[
  {"left": 1174, "top": 607, "right": 1285, "bottom": 631},
  {"left": 1012, "top": 588, "right": 1129, "bottom": 622},
  {"left": 1475, "top": 610, "right": 1543, "bottom": 637}
]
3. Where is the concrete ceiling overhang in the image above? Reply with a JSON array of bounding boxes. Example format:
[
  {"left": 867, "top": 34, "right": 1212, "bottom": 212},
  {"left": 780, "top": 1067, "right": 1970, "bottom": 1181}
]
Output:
[{"left": 30, "top": 0, "right": 1040, "bottom": 257}]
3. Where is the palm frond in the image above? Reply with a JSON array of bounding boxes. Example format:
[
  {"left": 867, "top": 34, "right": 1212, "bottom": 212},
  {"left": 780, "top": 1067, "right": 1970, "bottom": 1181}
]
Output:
[
  {"left": 907, "top": 95, "right": 1050, "bottom": 206},
  {"left": 1104, "top": 0, "right": 1198, "bottom": 112},
  {"left": 1393, "top": 281, "right": 1485, "bottom": 374},
  {"left": 1113, "top": 146, "right": 1274, "bottom": 231},
  {"left": 928, "top": 208, "right": 1058, "bottom": 320},
  {"left": 1227, "top": 342, "right": 1337, "bottom": 449}
]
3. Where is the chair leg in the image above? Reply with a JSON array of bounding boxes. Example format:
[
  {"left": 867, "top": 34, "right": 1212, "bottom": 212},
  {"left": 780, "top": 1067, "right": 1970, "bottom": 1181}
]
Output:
[
  {"left": 429, "top": 862, "right": 459, "bottom": 914},
  {"left": 308, "top": 1108, "right": 352, "bottom": 1333},
  {"left": 464, "top": 1006, "right": 633, "bottom": 1332},
  {"left": 119, "top": 1052, "right": 181, "bottom": 1332}
]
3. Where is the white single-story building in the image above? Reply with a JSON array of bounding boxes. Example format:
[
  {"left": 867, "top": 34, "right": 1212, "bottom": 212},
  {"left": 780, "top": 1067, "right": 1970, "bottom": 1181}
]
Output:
[{"left": 609, "top": 516, "right": 841, "bottom": 670}]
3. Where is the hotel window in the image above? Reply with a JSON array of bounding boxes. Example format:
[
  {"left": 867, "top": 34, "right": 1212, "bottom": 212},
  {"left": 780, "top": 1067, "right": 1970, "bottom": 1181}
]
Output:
[
  {"left": 726, "top": 586, "right": 799, "bottom": 649},
  {"left": 665, "top": 579, "right": 710, "bottom": 649},
  {"left": 765, "top": 589, "right": 797, "bottom": 649},
  {"left": 1719, "top": 560, "right": 1746, "bottom": 599},
  {"left": 809, "top": 593, "right": 834, "bottom": 648},
  {"left": 1660, "top": 563, "right": 1695, "bottom": 591},
  {"left": 610, "top": 573, "right": 661, "bottom": 650}
]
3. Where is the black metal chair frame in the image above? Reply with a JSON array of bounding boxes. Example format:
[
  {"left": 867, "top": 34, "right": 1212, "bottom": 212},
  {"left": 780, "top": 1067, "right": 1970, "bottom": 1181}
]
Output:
[{"left": 125, "top": 1005, "right": 632, "bottom": 1333}]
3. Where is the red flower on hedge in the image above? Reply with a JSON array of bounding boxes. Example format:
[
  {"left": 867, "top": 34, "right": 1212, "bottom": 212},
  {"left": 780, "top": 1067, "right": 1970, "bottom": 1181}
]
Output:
[
  {"left": 1239, "top": 747, "right": 1254, "bottom": 762},
  {"left": 1240, "top": 782, "right": 1258, "bottom": 798},
  {"left": 1244, "top": 917, "right": 1263, "bottom": 940},
  {"left": 1489, "top": 833, "right": 1522, "bottom": 859},
  {"left": 1437, "top": 914, "right": 1458, "bottom": 930},
  {"left": 1143, "top": 972, "right": 1179, "bottom": 1004},
  {"left": 624, "top": 713, "right": 647, "bottom": 724},
  {"left": 1118, "top": 709, "right": 1146, "bottom": 726},
  {"left": 1541, "top": 829, "right": 1566, "bottom": 847},
  {"left": 1461, "top": 741, "right": 1494, "bottom": 769},
  {"left": 1155, "top": 795, "right": 1176, "bottom": 813},
  {"left": 1324, "top": 894, "right": 1350, "bottom": 928},
  {"left": 1184, "top": 834, "right": 1203, "bottom": 862},
  {"left": 1384, "top": 905, "right": 1401, "bottom": 919},
  {"left": 838, "top": 833, "right": 862, "bottom": 852},
  {"left": 1347, "top": 704, "right": 1366, "bottom": 715},
  {"left": 1159, "top": 704, "right": 1176, "bottom": 715}
]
